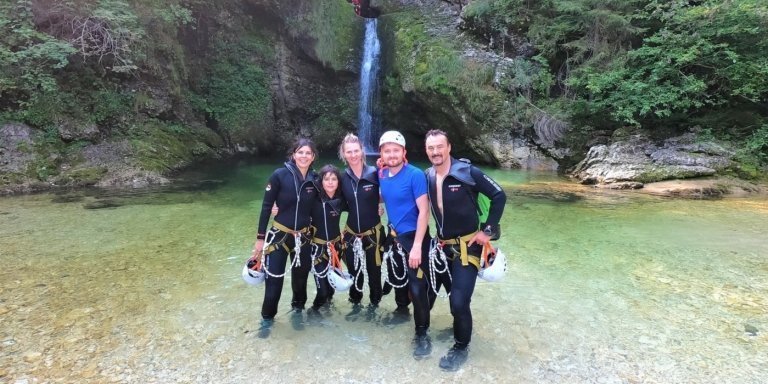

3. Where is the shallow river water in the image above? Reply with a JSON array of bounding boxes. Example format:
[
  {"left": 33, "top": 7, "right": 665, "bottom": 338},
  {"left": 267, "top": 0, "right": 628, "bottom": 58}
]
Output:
[{"left": 1, "top": 160, "right": 766, "bottom": 383}]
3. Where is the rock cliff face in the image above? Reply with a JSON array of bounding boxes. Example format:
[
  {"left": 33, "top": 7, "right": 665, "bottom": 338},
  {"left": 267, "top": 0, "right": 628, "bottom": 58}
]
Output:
[
  {"left": 370, "top": 1, "right": 565, "bottom": 169},
  {"left": 2, "top": 0, "right": 763, "bottom": 194},
  {"left": 1, "top": 0, "right": 364, "bottom": 194}
]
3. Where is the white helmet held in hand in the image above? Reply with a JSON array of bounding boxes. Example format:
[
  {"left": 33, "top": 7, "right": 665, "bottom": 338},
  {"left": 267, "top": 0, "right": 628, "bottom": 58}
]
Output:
[
  {"left": 478, "top": 247, "right": 507, "bottom": 282},
  {"left": 242, "top": 258, "right": 266, "bottom": 286},
  {"left": 379, "top": 131, "right": 406, "bottom": 148},
  {"left": 328, "top": 267, "right": 354, "bottom": 291}
]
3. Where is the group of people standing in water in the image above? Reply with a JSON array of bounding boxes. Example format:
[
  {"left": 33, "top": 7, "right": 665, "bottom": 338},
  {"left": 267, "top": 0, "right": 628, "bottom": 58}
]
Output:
[{"left": 246, "top": 129, "right": 506, "bottom": 371}]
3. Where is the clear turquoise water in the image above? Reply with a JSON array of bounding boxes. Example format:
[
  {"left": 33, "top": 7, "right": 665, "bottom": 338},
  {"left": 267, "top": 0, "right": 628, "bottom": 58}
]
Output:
[{"left": 1, "top": 160, "right": 766, "bottom": 383}]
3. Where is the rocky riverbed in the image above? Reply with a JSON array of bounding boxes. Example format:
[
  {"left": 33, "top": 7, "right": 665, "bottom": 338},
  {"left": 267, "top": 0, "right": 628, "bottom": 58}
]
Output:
[{"left": 1, "top": 164, "right": 766, "bottom": 383}]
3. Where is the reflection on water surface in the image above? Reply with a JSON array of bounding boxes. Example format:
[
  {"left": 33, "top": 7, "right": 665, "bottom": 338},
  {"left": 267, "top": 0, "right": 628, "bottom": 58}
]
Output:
[{"left": 1, "top": 161, "right": 766, "bottom": 383}]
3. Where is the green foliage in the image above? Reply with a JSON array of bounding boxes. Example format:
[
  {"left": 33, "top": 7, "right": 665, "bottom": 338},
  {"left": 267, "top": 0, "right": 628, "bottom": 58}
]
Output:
[
  {"left": 461, "top": 0, "right": 768, "bottom": 170},
  {"left": 584, "top": 0, "right": 768, "bottom": 125},
  {"left": 0, "top": 1, "right": 76, "bottom": 112},
  {"left": 288, "top": 0, "right": 360, "bottom": 70},
  {"left": 387, "top": 12, "right": 511, "bottom": 133},
  {"left": 0, "top": 0, "right": 146, "bottom": 127},
  {"left": 742, "top": 124, "right": 768, "bottom": 165},
  {"left": 128, "top": 119, "right": 199, "bottom": 171},
  {"left": 192, "top": 37, "right": 272, "bottom": 136},
  {"left": 83, "top": 0, "right": 147, "bottom": 73},
  {"left": 157, "top": 4, "right": 194, "bottom": 26},
  {"left": 306, "top": 86, "right": 358, "bottom": 149},
  {"left": 464, "top": 0, "right": 645, "bottom": 67},
  {"left": 91, "top": 89, "right": 134, "bottom": 125}
]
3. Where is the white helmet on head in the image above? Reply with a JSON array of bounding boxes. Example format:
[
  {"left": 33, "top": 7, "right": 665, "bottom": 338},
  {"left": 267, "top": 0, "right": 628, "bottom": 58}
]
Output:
[
  {"left": 242, "top": 258, "right": 266, "bottom": 286},
  {"left": 328, "top": 267, "right": 354, "bottom": 291},
  {"left": 379, "top": 131, "right": 406, "bottom": 148},
  {"left": 478, "top": 247, "right": 507, "bottom": 282}
]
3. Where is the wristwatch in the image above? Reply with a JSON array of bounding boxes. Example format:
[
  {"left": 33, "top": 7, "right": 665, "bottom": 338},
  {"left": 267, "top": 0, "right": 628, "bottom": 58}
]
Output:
[{"left": 481, "top": 223, "right": 500, "bottom": 240}]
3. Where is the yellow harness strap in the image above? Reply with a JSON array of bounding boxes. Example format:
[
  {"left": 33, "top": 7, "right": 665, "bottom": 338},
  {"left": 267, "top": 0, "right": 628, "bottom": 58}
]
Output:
[
  {"left": 439, "top": 232, "right": 481, "bottom": 269},
  {"left": 344, "top": 223, "right": 383, "bottom": 266},
  {"left": 266, "top": 222, "right": 311, "bottom": 254},
  {"left": 311, "top": 234, "right": 342, "bottom": 246},
  {"left": 312, "top": 253, "right": 330, "bottom": 265},
  {"left": 272, "top": 221, "right": 310, "bottom": 235}
]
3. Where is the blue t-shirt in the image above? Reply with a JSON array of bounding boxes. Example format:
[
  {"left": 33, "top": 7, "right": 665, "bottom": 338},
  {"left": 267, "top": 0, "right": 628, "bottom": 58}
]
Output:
[{"left": 380, "top": 163, "right": 427, "bottom": 235}]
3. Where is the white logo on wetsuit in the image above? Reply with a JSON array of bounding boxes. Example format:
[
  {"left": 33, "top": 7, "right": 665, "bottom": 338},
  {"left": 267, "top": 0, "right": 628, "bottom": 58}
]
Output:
[
  {"left": 483, "top": 174, "right": 502, "bottom": 191},
  {"left": 448, "top": 184, "right": 462, "bottom": 192}
]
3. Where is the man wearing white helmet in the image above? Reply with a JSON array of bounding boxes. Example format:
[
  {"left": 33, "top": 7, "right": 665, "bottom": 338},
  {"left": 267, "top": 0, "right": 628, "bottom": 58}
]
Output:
[
  {"left": 378, "top": 130, "right": 434, "bottom": 359},
  {"left": 424, "top": 129, "right": 507, "bottom": 371}
]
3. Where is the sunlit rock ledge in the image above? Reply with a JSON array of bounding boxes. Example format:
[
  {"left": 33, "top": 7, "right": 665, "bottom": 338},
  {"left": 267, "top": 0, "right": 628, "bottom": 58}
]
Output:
[{"left": 569, "top": 132, "right": 767, "bottom": 197}]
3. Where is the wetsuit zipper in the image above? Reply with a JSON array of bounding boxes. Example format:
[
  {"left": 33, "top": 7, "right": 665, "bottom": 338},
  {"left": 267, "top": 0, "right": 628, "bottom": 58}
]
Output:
[{"left": 286, "top": 164, "right": 310, "bottom": 231}]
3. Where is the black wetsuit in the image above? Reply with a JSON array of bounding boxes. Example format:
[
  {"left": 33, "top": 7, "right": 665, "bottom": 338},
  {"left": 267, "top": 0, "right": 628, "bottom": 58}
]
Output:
[
  {"left": 390, "top": 229, "right": 432, "bottom": 334},
  {"left": 340, "top": 165, "right": 385, "bottom": 305},
  {"left": 257, "top": 162, "right": 318, "bottom": 319},
  {"left": 309, "top": 189, "right": 346, "bottom": 309},
  {"left": 426, "top": 157, "right": 506, "bottom": 349}
]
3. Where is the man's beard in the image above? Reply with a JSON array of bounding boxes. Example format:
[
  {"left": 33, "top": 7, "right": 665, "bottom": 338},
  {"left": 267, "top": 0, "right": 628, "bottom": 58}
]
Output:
[{"left": 385, "top": 157, "right": 403, "bottom": 167}]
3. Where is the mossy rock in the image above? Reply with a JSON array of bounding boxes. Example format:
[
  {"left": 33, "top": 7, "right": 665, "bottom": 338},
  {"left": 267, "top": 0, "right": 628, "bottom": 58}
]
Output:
[{"left": 54, "top": 167, "right": 109, "bottom": 187}]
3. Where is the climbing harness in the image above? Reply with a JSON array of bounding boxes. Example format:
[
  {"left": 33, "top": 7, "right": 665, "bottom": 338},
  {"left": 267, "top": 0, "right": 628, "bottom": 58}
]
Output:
[{"left": 260, "top": 222, "right": 310, "bottom": 278}]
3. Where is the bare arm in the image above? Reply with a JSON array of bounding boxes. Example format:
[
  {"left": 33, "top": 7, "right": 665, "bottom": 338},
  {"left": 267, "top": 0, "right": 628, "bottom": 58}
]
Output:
[{"left": 408, "top": 193, "right": 429, "bottom": 269}]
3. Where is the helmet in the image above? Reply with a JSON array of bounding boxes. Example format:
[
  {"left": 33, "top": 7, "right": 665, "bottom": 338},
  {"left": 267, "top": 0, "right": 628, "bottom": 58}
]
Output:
[
  {"left": 327, "top": 267, "right": 353, "bottom": 291},
  {"left": 379, "top": 131, "right": 406, "bottom": 148},
  {"left": 242, "top": 258, "right": 265, "bottom": 286},
  {"left": 478, "top": 247, "right": 507, "bottom": 282}
]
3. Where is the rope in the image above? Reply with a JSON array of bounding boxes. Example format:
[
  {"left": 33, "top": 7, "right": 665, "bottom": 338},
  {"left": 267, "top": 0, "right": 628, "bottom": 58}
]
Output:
[
  {"left": 310, "top": 243, "right": 331, "bottom": 278},
  {"left": 351, "top": 236, "right": 368, "bottom": 292},
  {"left": 261, "top": 229, "right": 307, "bottom": 279},
  {"left": 261, "top": 229, "right": 288, "bottom": 278},
  {"left": 381, "top": 243, "right": 409, "bottom": 289},
  {"left": 290, "top": 233, "right": 302, "bottom": 269},
  {"left": 427, "top": 238, "right": 452, "bottom": 296}
]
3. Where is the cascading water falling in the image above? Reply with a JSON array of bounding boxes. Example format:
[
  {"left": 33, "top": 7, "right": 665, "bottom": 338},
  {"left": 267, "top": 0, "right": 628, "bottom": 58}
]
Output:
[{"left": 357, "top": 18, "right": 381, "bottom": 154}]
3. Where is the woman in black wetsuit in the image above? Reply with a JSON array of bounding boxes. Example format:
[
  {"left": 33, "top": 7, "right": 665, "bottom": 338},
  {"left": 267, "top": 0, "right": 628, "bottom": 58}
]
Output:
[
  {"left": 338, "top": 133, "right": 388, "bottom": 308},
  {"left": 308, "top": 165, "right": 347, "bottom": 312},
  {"left": 251, "top": 138, "right": 318, "bottom": 332}
]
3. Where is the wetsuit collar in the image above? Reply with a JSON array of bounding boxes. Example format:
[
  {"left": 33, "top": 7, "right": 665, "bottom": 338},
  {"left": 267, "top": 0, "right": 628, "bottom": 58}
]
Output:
[
  {"left": 427, "top": 157, "right": 475, "bottom": 186},
  {"left": 285, "top": 161, "right": 315, "bottom": 183},
  {"left": 346, "top": 164, "right": 379, "bottom": 185}
]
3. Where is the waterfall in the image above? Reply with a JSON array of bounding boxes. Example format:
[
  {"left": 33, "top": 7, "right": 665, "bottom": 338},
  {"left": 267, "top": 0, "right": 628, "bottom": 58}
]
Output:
[{"left": 358, "top": 18, "right": 381, "bottom": 154}]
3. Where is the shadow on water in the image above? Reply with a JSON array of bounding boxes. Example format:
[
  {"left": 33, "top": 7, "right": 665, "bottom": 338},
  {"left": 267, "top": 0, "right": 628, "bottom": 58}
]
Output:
[
  {"left": 48, "top": 156, "right": 272, "bottom": 209},
  {"left": 507, "top": 188, "right": 583, "bottom": 204},
  {"left": 50, "top": 179, "right": 228, "bottom": 209}
]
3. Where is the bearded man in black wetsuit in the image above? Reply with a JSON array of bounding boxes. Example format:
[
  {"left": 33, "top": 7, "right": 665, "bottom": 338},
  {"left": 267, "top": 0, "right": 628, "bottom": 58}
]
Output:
[{"left": 424, "top": 129, "right": 506, "bottom": 371}]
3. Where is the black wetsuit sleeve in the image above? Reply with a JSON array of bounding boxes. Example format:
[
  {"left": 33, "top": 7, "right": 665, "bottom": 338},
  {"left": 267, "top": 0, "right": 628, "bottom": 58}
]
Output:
[
  {"left": 257, "top": 171, "right": 280, "bottom": 239},
  {"left": 470, "top": 166, "right": 506, "bottom": 229}
]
